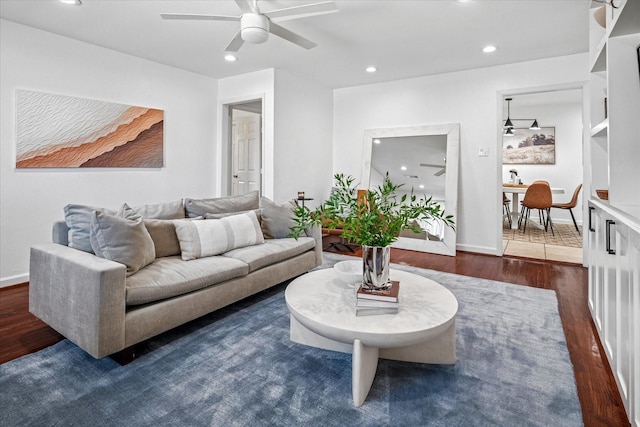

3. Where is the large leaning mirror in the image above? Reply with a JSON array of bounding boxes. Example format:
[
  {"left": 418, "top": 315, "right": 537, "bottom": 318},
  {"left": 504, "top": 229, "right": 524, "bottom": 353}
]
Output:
[{"left": 361, "top": 123, "right": 459, "bottom": 256}]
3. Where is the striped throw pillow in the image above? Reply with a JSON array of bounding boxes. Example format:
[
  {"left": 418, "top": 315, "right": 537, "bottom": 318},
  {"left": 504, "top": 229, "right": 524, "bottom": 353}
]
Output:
[{"left": 174, "top": 211, "right": 264, "bottom": 261}]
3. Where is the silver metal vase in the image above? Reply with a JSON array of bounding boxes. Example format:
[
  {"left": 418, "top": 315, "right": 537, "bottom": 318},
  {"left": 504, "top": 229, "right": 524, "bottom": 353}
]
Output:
[{"left": 362, "top": 245, "right": 391, "bottom": 290}]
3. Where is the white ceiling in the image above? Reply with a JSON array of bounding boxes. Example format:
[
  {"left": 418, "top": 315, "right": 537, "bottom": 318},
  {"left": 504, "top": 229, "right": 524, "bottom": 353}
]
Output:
[{"left": 0, "top": 0, "right": 590, "bottom": 89}]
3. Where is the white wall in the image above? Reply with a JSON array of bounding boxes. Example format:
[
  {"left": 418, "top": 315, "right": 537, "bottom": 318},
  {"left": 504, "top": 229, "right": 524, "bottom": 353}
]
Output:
[
  {"left": 0, "top": 20, "right": 218, "bottom": 286},
  {"left": 333, "top": 53, "right": 589, "bottom": 254},
  {"left": 501, "top": 102, "right": 584, "bottom": 226},
  {"left": 217, "top": 68, "right": 334, "bottom": 205},
  {"left": 217, "top": 69, "right": 275, "bottom": 198},
  {"left": 274, "top": 69, "right": 333, "bottom": 206}
]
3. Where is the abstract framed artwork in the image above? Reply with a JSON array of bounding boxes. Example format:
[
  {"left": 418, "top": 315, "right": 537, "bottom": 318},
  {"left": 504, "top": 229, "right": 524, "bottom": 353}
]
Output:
[
  {"left": 16, "top": 90, "right": 164, "bottom": 168},
  {"left": 502, "top": 127, "right": 555, "bottom": 165}
]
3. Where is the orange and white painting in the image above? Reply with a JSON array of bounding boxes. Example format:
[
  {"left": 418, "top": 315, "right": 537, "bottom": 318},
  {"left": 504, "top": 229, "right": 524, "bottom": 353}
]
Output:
[{"left": 16, "top": 90, "right": 163, "bottom": 168}]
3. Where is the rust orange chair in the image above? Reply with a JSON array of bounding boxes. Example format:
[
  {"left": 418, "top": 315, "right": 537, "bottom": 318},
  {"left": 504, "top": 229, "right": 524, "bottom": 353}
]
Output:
[
  {"left": 551, "top": 183, "right": 582, "bottom": 234},
  {"left": 518, "top": 181, "right": 554, "bottom": 236}
]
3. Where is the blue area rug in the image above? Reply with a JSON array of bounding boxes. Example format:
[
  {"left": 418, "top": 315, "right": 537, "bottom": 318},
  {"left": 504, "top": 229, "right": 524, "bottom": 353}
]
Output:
[{"left": 0, "top": 253, "right": 582, "bottom": 426}]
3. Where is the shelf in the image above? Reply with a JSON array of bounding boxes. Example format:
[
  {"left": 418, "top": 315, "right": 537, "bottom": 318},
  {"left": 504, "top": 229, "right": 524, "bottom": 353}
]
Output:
[
  {"left": 591, "top": 118, "right": 609, "bottom": 137},
  {"left": 589, "top": 36, "right": 607, "bottom": 73},
  {"left": 587, "top": 3, "right": 640, "bottom": 424},
  {"left": 609, "top": 0, "right": 640, "bottom": 38}
]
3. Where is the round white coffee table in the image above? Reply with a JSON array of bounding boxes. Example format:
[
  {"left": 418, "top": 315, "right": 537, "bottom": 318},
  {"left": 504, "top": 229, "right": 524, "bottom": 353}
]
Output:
[{"left": 285, "top": 267, "right": 458, "bottom": 406}]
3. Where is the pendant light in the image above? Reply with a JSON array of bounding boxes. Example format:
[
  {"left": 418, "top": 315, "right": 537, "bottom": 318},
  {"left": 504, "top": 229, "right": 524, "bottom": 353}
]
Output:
[
  {"left": 503, "top": 98, "right": 514, "bottom": 129},
  {"left": 503, "top": 98, "right": 541, "bottom": 131}
]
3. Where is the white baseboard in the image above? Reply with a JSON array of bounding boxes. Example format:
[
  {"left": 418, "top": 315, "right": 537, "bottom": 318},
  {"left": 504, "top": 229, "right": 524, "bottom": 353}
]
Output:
[
  {"left": 1, "top": 273, "right": 29, "bottom": 288},
  {"left": 456, "top": 243, "right": 499, "bottom": 256}
]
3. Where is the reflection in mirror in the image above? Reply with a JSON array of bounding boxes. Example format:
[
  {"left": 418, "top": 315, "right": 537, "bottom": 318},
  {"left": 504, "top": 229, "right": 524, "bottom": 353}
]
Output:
[{"left": 361, "top": 124, "right": 459, "bottom": 256}]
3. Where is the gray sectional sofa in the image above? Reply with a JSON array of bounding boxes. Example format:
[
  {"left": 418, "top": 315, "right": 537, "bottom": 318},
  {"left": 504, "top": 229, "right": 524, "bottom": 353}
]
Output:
[{"left": 29, "top": 191, "right": 322, "bottom": 360}]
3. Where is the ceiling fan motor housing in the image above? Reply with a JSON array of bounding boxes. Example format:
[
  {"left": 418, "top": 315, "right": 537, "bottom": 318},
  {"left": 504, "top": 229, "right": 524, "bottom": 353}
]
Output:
[{"left": 241, "top": 13, "right": 269, "bottom": 44}]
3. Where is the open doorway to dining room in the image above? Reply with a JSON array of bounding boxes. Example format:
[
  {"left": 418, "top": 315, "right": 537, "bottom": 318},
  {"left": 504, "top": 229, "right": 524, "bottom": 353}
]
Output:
[
  {"left": 498, "top": 86, "right": 585, "bottom": 264},
  {"left": 220, "top": 98, "right": 263, "bottom": 197}
]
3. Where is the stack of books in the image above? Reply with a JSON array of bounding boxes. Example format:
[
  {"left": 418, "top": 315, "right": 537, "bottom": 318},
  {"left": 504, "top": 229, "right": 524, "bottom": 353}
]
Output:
[{"left": 354, "top": 280, "right": 400, "bottom": 316}]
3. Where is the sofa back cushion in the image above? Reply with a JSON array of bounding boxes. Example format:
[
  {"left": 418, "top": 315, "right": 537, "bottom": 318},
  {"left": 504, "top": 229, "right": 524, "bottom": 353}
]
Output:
[
  {"left": 89, "top": 211, "right": 156, "bottom": 276},
  {"left": 184, "top": 191, "right": 259, "bottom": 218},
  {"left": 174, "top": 211, "right": 264, "bottom": 261},
  {"left": 121, "top": 199, "right": 185, "bottom": 219}
]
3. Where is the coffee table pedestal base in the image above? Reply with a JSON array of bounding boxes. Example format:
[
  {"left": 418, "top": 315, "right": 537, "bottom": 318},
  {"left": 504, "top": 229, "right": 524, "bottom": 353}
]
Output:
[{"left": 290, "top": 315, "right": 456, "bottom": 406}]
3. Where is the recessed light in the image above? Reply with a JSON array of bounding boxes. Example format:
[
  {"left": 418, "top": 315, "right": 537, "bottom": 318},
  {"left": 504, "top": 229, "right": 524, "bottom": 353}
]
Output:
[
  {"left": 224, "top": 54, "right": 238, "bottom": 62},
  {"left": 400, "top": 166, "right": 407, "bottom": 171},
  {"left": 419, "top": 184, "right": 425, "bottom": 189},
  {"left": 483, "top": 45, "right": 497, "bottom": 53},
  {"left": 366, "top": 66, "right": 377, "bottom": 73},
  {"left": 59, "top": 0, "right": 82, "bottom": 5},
  {"left": 373, "top": 139, "right": 381, "bottom": 144}
]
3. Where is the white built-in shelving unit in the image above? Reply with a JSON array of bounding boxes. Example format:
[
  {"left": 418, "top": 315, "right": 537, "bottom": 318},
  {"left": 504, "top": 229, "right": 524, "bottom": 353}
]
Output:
[{"left": 587, "top": 1, "right": 640, "bottom": 426}]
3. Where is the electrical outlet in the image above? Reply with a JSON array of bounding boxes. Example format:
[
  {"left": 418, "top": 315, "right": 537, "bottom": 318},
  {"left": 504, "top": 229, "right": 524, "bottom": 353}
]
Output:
[{"left": 478, "top": 147, "right": 489, "bottom": 157}]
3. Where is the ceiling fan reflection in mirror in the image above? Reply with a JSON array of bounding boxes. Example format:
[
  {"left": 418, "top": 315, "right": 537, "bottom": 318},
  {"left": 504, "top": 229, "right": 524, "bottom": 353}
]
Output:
[
  {"left": 420, "top": 159, "right": 447, "bottom": 177},
  {"left": 161, "top": 0, "right": 338, "bottom": 52}
]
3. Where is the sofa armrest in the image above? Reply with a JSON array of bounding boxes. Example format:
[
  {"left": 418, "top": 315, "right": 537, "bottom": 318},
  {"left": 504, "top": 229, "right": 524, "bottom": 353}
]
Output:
[
  {"left": 308, "top": 225, "right": 323, "bottom": 267},
  {"left": 29, "top": 243, "right": 127, "bottom": 358}
]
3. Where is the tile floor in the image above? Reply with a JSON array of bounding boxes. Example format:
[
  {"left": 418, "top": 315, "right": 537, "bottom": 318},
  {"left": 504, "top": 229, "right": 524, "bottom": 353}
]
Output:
[
  {"left": 502, "top": 239, "right": 583, "bottom": 264},
  {"left": 502, "top": 222, "right": 584, "bottom": 264}
]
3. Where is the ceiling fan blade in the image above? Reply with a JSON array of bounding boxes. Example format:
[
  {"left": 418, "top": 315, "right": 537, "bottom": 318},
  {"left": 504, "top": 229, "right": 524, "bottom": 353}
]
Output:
[
  {"left": 264, "top": 1, "right": 338, "bottom": 22},
  {"left": 225, "top": 30, "right": 244, "bottom": 52},
  {"left": 419, "top": 163, "right": 446, "bottom": 168},
  {"left": 160, "top": 13, "right": 240, "bottom": 22},
  {"left": 234, "top": 0, "right": 255, "bottom": 14},
  {"left": 269, "top": 22, "right": 317, "bottom": 49},
  {"left": 434, "top": 169, "right": 446, "bottom": 177}
]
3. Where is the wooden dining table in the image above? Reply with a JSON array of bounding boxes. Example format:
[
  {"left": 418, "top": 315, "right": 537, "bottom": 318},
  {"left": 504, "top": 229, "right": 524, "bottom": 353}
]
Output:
[{"left": 502, "top": 184, "right": 565, "bottom": 229}]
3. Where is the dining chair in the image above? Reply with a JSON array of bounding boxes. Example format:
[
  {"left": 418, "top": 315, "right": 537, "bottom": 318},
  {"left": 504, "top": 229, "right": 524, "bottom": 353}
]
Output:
[
  {"left": 502, "top": 192, "right": 512, "bottom": 228},
  {"left": 551, "top": 183, "right": 582, "bottom": 234},
  {"left": 518, "top": 181, "right": 554, "bottom": 236}
]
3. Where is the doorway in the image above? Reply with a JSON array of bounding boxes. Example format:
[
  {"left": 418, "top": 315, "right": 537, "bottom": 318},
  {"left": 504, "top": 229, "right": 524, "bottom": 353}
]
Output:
[
  {"left": 227, "top": 100, "right": 263, "bottom": 196},
  {"left": 498, "top": 86, "right": 585, "bottom": 264}
]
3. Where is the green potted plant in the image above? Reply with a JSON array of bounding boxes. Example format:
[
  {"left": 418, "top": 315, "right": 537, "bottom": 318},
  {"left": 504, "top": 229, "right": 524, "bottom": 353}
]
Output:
[{"left": 290, "top": 173, "right": 455, "bottom": 290}]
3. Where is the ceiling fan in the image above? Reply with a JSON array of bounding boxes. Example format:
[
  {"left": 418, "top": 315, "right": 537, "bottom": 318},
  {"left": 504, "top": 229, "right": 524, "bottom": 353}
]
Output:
[
  {"left": 420, "top": 161, "right": 446, "bottom": 177},
  {"left": 160, "top": 0, "right": 338, "bottom": 52}
]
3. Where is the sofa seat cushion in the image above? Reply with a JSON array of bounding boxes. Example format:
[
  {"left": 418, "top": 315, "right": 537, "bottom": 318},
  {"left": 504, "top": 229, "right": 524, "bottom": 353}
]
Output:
[
  {"left": 125, "top": 255, "right": 249, "bottom": 306},
  {"left": 222, "top": 237, "right": 315, "bottom": 272}
]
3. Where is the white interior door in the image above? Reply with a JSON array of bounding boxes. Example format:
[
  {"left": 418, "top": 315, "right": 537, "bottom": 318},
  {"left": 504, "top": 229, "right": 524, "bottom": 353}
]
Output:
[{"left": 231, "top": 112, "right": 261, "bottom": 196}]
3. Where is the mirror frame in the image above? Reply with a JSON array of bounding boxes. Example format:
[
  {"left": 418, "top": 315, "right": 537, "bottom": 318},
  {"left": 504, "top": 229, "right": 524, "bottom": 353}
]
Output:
[{"left": 361, "top": 123, "right": 459, "bottom": 256}]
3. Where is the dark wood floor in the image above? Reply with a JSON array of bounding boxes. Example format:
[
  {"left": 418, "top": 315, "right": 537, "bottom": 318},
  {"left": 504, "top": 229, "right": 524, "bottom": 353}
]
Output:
[{"left": 0, "top": 237, "right": 629, "bottom": 426}]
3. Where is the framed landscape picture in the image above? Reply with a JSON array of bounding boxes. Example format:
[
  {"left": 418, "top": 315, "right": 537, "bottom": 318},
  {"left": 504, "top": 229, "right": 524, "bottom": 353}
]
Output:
[{"left": 502, "top": 127, "right": 555, "bottom": 165}]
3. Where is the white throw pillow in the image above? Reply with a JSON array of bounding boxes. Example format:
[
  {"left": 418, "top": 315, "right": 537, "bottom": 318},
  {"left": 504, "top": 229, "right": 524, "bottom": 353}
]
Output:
[{"left": 174, "top": 211, "right": 264, "bottom": 261}]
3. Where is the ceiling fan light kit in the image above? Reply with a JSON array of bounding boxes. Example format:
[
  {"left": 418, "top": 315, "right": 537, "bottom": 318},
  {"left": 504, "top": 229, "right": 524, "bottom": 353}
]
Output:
[{"left": 241, "top": 14, "right": 269, "bottom": 44}]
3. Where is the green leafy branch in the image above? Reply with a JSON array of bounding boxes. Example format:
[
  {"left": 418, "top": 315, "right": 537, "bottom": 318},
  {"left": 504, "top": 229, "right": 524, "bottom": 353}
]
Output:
[{"left": 289, "top": 172, "right": 454, "bottom": 247}]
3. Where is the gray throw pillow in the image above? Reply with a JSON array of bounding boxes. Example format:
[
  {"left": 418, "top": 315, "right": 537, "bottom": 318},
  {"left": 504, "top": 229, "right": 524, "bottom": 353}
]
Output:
[
  {"left": 118, "top": 203, "right": 143, "bottom": 221},
  {"left": 184, "top": 191, "right": 259, "bottom": 218},
  {"left": 64, "top": 204, "right": 116, "bottom": 253},
  {"left": 89, "top": 211, "right": 156, "bottom": 276},
  {"left": 260, "top": 197, "right": 298, "bottom": 239}
]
